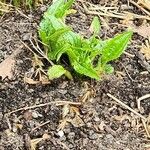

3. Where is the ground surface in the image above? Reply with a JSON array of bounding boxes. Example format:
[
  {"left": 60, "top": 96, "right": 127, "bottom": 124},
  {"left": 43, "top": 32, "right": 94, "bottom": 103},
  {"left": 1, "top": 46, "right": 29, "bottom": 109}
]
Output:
[{"left": 0, "top": 0, "right": 150, "bottom": 150}]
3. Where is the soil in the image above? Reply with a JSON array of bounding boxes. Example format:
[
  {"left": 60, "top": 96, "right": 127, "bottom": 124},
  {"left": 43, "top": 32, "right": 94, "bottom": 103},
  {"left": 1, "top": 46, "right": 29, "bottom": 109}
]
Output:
[{"left": 0, "top": 0, "right": 150, "bottom": 150}]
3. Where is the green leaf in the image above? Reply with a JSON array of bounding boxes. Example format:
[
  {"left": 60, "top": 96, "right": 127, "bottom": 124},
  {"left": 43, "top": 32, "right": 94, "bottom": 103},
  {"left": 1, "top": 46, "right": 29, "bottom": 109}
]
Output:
[
  {"left": 47, "top": 65, "right": 66, "bottom": 80},
  {"left": 45, "top": 0, "right": 74, "bottom": 18},
  {"left": 72, "top": 61, "right": 100, "bottom": 80},
  {"left": 101, "top": 31, "right": 133, "bottom": 64},
  {"left": 48, "top": 27, "right": 71, "bottom": 42},
  {"left": 90, "top": 16, "right": 100, "bottom": 35}
]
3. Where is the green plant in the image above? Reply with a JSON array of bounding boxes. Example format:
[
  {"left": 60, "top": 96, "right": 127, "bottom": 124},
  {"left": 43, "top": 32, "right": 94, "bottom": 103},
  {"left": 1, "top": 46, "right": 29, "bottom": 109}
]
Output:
[
  {"left": 39, "top": 0, "right": 132, "bottom": 80},
  {"left": 0, "top": 0, "right": 42, "bottom": 9}
]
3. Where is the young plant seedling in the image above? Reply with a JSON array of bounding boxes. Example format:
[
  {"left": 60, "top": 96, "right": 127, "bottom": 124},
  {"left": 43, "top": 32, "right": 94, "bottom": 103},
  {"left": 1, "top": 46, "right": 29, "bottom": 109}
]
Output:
[{"left": 39, "top": 0, "right": 132, "bottom": 80}]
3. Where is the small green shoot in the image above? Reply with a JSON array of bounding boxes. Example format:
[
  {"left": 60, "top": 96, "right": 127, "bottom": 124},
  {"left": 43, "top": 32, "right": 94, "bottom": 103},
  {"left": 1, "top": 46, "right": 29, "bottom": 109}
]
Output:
[
  {"left": 39, "top": 0, "right": 133, "bottom": 80},
  {"left": 89, "top": 16, "right": 101, "bottom": 35}
]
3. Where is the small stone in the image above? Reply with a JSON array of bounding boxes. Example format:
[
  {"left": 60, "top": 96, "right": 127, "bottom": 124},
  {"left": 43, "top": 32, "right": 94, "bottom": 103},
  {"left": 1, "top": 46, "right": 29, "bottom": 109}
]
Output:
[
  {"left": 32, "top": 111, "right": 39, "bottom": 118},
  {"left": 57, "top": 130, "right": 64, "bottom": 138},
  {"left": 22, "top": 33, "right": 31, "bottom": 41},
  {"left": 94, "top": 116, "right": 100, "bottom": 122},
  {"left": 58, "top": 89, "right": 67, "bottom": 94},
  {"left": 12, "top": 126, "right": 17, "bottom": 133}
]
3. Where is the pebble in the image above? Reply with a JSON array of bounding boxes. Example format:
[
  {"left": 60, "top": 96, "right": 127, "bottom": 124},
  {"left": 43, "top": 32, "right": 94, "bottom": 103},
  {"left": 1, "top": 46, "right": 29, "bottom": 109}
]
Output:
[
  {"left": 32, "top": 111, "right": 42, "bottom": 118},
  {"left": 58, "top": 89, "right": 67, "bottom": 94},
  {"left": 22, "top": 33, "right": 31, "bottom": 41},
  {"left": 12, "top": 126, "right": 17, "bottom": 133},
  {"left": 57, "top": 130, "right": 64, "bottom": 138}
]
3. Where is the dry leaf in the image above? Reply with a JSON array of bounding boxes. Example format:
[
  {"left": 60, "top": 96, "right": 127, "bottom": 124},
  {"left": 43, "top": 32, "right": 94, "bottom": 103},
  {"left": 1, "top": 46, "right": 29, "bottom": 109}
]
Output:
[
  {"left": 70, "top": 115, "right": 85, "bottom": 127},
  {"left": 140, "top": 37, "right": 150, "bottom": 60},
  {"left": 24, "top": 76, "right": 41, "bottom": 84},
  {"left": 0, "top": 47, "right": 22, "bottom": 79},
  {"left": 138, "top": 0, "right": 150, "bottom": 10},
  {"left": 133, "top": 26, "right": 150, "bottom": 38}
]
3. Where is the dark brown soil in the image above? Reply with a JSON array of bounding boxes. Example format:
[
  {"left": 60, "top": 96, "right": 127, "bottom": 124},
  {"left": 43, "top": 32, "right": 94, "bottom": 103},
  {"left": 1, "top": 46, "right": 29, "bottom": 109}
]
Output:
[{"left": 0, "top": 0, "right": 150, "bottom": 150}]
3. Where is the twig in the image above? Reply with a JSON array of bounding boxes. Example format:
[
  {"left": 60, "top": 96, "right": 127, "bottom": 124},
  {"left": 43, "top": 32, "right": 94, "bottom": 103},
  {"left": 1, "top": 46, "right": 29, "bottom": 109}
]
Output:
[
  {"left": 107, "top": 93, "right": 147, "bottom": 121},
  {"left": 20, "top": 39, "right": 54, "bottom": 66},
  {"left": 137, "top": 94, "right": 150, "bottom": 112},
  {"left": 31, "top": 120, "right": 51, "bottom": 132},
  {"left": 29, "top": 38, "right": 54, "bottom": 66},
  {"left": 16, "top": 9, "right": 32, "bottom": 20},
  {"left": 5, "top": 101, "right": 82, "bottom": 115},
  {"left": 120, "top": 63, "right": 135, "bottom": 82},
  {"left": 123, "top": 51, "right": 135, "bottom": 58},
  {"left": 142, "top": 119, "right": 150, "bottom": 138},
  {"left": 129, "top": 0, "right": 150, "bottom": 17},
  {"left": 81, "top": 1, "right": 150, "bottom": 20}
]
